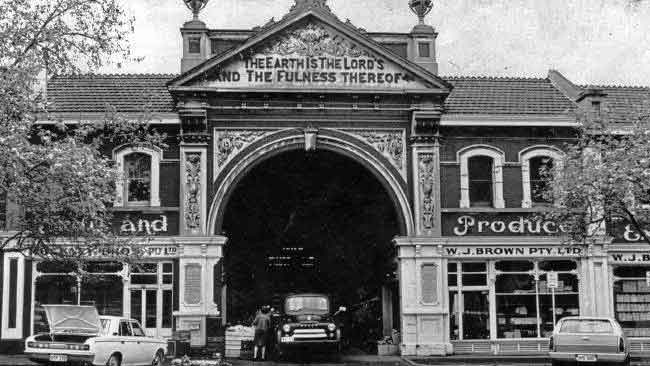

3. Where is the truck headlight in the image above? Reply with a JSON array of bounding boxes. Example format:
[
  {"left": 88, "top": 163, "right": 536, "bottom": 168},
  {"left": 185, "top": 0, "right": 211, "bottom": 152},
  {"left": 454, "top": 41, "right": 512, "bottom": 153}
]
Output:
[
  {"left": 282, "top": 324, "right": 291, "bottom": 333},
  {"left": 327, "top": 323, "right": 336, "bottom": 332}
]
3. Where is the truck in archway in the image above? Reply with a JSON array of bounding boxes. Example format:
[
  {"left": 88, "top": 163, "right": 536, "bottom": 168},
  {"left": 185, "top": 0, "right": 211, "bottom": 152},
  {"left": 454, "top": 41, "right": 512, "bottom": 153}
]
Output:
[{"left": 274, "top": 293, "right": 346, "bottom": 358}]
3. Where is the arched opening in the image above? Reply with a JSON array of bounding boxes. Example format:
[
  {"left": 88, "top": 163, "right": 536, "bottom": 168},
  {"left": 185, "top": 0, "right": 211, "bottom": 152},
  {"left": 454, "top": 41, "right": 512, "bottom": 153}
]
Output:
[{"left": 221, "top": 149, "right": 402, "bottom": 351}]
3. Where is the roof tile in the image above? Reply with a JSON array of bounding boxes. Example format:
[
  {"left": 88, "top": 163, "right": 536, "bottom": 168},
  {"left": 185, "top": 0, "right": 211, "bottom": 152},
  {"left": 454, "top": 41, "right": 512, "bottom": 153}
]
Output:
[{"left": 47, "top": 74, "right": 176, "bottom": 113}]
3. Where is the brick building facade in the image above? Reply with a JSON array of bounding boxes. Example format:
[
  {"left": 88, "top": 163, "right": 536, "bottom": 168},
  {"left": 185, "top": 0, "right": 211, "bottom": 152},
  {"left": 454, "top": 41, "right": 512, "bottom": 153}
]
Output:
[{"left": 2, "top": 0, "right": 650, "bottom": 356}]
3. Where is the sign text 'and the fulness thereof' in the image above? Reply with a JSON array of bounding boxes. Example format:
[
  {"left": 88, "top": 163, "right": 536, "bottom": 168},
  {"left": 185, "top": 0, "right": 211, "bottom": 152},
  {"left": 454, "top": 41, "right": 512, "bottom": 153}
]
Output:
[{"left": 214, "top": 56, "right": 412, "bottom": 85}]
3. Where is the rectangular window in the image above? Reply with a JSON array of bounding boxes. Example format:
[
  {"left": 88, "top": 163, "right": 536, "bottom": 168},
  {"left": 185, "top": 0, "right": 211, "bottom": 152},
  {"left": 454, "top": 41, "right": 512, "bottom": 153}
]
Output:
[
  {"left": 145, "top": 290, "right": 157, "bottom": 328},
  {"left": 163, "top": 262, "right": 173, "bottom": 285},
  {"left": 130, "top": 290, "right": 142, "bottom": 324},
  {"left": 188, "top": 37, "right": 201, "bottom": 54},
  {"left": 8, "top": 258, "right": 18, "bottom": 329},
  {"left": 468, "top": 156, "right": 493, "bottom": 207},
  {"left": 448, "top": 261, "right": 490, "bottom": 340},
  {"left": 131, "top": 263, "right": 158, "bottom": 285},
  {"left": 418, "top": 42, "right": 431, "bottom": 58},
  {"left": 613, "top": 266, "right": 650, "bottom": 337},
  {"left": 162, "top": 290, "right": 173, "bottom": 328}
]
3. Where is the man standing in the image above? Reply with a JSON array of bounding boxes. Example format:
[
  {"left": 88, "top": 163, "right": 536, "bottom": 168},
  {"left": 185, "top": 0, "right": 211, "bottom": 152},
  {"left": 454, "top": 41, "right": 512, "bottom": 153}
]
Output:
[{"left": 252, "top": 306, "right": 272, "bottom": 361}]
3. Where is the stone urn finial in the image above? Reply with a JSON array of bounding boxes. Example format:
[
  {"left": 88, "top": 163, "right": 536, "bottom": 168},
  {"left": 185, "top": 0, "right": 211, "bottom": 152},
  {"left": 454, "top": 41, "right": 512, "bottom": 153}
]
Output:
[
  {"left": 409, "top": 0, "right": 433, "bottom": 24},
  {"left": 182, "top": 0, "right": 210, "bottom": 20}
]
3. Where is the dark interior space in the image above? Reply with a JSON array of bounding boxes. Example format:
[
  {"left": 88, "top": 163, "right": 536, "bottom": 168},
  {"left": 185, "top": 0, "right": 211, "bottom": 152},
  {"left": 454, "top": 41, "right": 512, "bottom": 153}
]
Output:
[{"left": 222, "top": 149, "right": 400, "bottom": 348}]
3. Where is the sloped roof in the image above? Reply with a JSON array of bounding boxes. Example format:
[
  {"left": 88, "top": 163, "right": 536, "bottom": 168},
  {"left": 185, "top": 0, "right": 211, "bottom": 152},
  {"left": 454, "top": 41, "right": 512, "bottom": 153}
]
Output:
[
  {"left": 583, "top": 84, "right": 650, "bottom": 124},
  {"left": 46, "top": 73, "right": 583, "bottom": 116},
  {"left": 47, "top": 74, "right": 175, "bottom": 113},
  {"left": 443, "top": 76, "right": 577, "bottom": 115}
]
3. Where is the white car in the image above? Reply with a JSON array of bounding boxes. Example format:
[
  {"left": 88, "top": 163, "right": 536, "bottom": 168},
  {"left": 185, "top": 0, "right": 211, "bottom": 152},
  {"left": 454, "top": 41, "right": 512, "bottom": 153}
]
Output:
[
  {"left": 549, "top": 316, "right": 630, "bottom": 366},
  {"left": 25, "top": 305, "right": 167, "bottom": 366}
]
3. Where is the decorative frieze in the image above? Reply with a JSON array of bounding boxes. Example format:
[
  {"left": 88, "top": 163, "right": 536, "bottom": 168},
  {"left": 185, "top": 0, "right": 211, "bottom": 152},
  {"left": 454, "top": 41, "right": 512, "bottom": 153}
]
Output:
[
  {"left": 184, "top": 153, "right": 202, "bottom": 233},
  {"left": 342, "top": 129, "right": 407, "bottom": 179},
  {"left": 213, "top": 129, "right": 276, "bottom": 180},
  {"left": 260, "top": 23, "right": 370, "bottom": 58},
  {"left": 419, "top": 154, "right": 436, "bottom": 231}
]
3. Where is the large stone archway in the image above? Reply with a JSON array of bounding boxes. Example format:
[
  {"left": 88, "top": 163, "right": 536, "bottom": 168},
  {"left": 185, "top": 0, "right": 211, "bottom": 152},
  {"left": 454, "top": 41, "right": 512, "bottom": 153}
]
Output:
[{"left": 207, "top": 128, "right": 414, "bottom": 237}]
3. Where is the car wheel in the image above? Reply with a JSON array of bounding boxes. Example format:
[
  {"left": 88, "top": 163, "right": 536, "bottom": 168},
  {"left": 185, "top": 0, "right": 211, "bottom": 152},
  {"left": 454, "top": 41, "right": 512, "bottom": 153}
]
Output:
[
  {"left": 107, "top": 354, "right": 121, "bottom": 366},
  {"left": 152, "top": 350, "right": 164, "bottom": 366}
]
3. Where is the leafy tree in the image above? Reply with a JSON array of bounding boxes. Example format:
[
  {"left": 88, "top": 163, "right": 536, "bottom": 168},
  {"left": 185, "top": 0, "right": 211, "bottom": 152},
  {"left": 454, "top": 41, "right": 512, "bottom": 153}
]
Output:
[
  {"left": 0, "top": 0, "right": 163, "bottom": 265},
  {"left": 546, "top": 98, "right": 650, "bottom": 244}
]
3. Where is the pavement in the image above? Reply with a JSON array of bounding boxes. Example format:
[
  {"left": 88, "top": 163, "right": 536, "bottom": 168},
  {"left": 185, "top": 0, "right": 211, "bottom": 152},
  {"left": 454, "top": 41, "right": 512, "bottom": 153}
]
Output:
[{"left": 4, "top": 353, "right": 650, "bottom": 366}]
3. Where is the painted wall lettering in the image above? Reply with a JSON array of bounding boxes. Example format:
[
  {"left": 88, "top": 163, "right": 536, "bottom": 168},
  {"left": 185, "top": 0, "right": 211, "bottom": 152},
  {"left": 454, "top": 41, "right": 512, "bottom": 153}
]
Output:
[
  {"left": 120, "top": 215, "right": 168, "bottom": 235},
  {"left": 450, "top": 215, "right": 567, "bottom": 236},
  {"left": 610, "top": 253, "right": 650, "bottom": 263},
  {"left": 445, "top": 246, "right": 583, "bottom": 258}
]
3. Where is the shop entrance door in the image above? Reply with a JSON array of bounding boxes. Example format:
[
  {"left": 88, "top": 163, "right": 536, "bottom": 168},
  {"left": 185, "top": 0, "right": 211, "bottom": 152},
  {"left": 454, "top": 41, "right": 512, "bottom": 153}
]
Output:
[{"left": 129, "top": 262, "right": 174, "bottom": 338}]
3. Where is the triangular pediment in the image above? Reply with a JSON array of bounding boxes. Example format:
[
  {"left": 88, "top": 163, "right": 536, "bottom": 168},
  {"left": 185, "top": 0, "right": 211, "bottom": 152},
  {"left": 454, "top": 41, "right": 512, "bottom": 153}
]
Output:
[{"left": 170, "top": 11, "right": 451, "bottom": 93}]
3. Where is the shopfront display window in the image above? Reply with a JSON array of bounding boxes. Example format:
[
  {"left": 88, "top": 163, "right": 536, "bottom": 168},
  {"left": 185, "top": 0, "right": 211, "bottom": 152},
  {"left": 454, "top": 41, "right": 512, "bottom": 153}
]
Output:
[
  {"left": 449, "top": 259, "right": 580, "bottom": 341},
  {"left": 448, "top": 262, "right": 490, "bottom": 340},
  {"left": 129, "top": 262, "right": 174, "bottom": 337},
  {"left": 33, "top": 261, "right": 124, "bottom": 334},
  {"left": 613, "top": 266, "right": 650, "bottom": 337}
]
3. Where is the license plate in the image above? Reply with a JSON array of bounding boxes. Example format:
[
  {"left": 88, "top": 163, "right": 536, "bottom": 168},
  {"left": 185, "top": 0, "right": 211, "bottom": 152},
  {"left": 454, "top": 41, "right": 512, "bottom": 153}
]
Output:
[
  {"left": 281, "top": 336, "right": 294, "bottom": 343},
  {"left": 49, "top": 354, "right": 68, "bottom": 362},
  {"left": 576, "top": 354, "right": 597, "bottom": 362}
]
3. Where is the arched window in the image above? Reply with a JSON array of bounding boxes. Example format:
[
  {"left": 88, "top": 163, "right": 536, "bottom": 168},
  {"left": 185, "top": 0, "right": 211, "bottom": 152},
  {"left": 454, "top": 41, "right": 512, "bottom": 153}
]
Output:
[
  {"left": 529, "top": 156, "right": 553, "bottom": 204},
  {"left": 468, "top": 156, "right": 493, "bottom": 207},
  {"left": 113, "top": 146, "right": 162, "bottom": 207},
  {"left": 520, "top": 146, "right": 563, "bottom": 208},
  {"left": 124, "top": 153, "right": 152, "bottom": 204},
  {"left": 459, "top": 146, "right": 505, "bottom": 208}
]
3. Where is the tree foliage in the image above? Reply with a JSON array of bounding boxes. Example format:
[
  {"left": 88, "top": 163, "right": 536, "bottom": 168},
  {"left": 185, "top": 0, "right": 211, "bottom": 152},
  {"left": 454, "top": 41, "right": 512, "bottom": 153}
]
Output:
[
  {"left": 546, "top": 98, "right": 650, "bottom": 244},
  {"left": 0, "top": 0, "right": 163, "bottom": 263}
]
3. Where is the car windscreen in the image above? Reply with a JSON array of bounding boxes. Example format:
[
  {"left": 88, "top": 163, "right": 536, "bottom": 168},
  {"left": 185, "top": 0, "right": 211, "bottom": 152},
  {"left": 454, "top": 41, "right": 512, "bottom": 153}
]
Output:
[
  {"left": 285, "top": 296, "right": 329, "bottom": 313},
  {"left": 559, "top": 319, "right": 614, "bottom": 334}
]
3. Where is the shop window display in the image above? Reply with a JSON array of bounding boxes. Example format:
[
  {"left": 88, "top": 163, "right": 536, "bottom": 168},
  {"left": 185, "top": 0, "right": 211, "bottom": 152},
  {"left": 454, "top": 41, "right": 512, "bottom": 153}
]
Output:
[
  {"left": 449, "top": 260, "right": 579, "bottom": 341},
  {"left": 613, "top": 266, "right": 650, "bottom": 337},
  {"left": 33, "top": 261, "right": 124, "bottom": 334},
  {"left": 496, "top": 260, "right": 578, "bottom": 339}
]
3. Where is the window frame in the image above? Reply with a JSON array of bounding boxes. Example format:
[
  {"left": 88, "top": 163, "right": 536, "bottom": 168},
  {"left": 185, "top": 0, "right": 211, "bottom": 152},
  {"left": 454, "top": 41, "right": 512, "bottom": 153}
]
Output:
[
  {"left": 520, "top": 146, "right": 564, "bottom": 208},
  {"left": 458, "top": 145, "right": 505, "bottom": 208},
  {"left": 113, "top": 145, "right": 162, "bottom": 208}
]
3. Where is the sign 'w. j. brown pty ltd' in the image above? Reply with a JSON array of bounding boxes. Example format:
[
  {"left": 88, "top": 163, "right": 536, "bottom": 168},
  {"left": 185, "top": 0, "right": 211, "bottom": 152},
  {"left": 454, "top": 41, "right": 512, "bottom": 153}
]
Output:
[{"left": 199, "top": 23, "right": 423, "bottom": 89}]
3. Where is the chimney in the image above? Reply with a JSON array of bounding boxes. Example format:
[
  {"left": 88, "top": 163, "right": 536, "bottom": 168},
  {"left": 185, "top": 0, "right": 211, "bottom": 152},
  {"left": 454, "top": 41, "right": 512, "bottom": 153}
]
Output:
[
  {"left": 408, "top": 0, "right": 438, "bottom": 75},
  {"left": 180, "top": 0, "right": 212, "bottom": 73}
]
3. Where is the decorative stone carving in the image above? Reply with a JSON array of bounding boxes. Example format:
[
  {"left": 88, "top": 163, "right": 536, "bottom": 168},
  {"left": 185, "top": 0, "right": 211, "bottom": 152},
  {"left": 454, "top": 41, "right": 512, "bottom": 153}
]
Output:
[
  {"left": 214, "top": 129, "right": 274, "bottom": 173},
  {"left": 419, "top": 154, "right": 435, "bottom": 230},
  {"left": 290, "top": 0, "right": 332, "bottom": 12},
  {"left": 343, "top": 129, "right": 406, "bottom": 178},
  {"left": 184, "top": 153, "right": 202, "bottom": 232},
  {"left": 260, "top": 23, "right": 371, "bottom": 58}
]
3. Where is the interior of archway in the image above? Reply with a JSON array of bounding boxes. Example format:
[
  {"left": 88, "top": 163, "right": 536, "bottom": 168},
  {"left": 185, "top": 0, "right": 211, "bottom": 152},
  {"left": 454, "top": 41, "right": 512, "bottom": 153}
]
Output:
[{"left": 222, "top": 149, "right": 401, "bottom": 350}]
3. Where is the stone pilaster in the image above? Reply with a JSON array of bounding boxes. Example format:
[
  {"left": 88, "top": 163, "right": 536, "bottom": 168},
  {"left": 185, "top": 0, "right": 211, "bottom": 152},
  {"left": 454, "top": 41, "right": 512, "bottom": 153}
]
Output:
[
  {"left": 180, "top": 145, "right": 207, "bottom": 236},
  {"left": 395, "top": 237, "right": 451, "bottom": 356},
  {"left": 412, "top": 137, "right": 441, "bottom": 236},
  {"left": 174, "top": 236, "right": 227, "bottom": 347}
]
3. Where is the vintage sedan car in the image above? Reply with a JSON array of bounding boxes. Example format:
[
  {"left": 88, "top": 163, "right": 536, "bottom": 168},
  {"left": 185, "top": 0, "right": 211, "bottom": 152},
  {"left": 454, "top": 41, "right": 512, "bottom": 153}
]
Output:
[
  {"left": 275, "top": 293, "right": 346, "bottom": 357},
  {"left": 549, "top": 316, "right": 630, "bottom": 366},
  {"left": 25, "top": 305, "right": 167, "bottom": 366}
]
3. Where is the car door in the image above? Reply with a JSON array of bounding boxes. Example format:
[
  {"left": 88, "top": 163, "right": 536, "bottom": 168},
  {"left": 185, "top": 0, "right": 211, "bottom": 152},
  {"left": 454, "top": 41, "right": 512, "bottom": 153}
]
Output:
[
  {"left": 118, "top": 320, "right": 139, "bottom": 366},
  {"left": 131, "top": 321, "right": 156, "bottom": 365}
]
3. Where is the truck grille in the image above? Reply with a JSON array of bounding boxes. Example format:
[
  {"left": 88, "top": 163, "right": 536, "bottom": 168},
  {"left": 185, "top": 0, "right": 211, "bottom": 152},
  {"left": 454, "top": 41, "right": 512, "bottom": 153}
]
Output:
[{"left": 293, "top": 328, "right": 327, "bottom": 340}]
